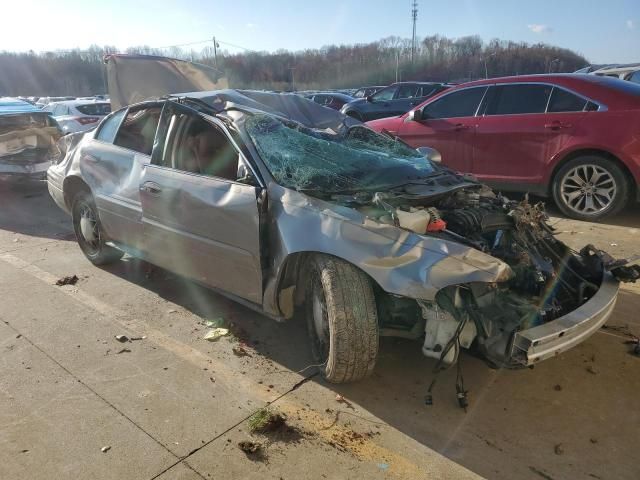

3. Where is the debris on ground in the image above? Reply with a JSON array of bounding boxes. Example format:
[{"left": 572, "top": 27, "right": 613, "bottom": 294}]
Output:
[
  {"left": 203, "top": 328, "right": 229, "bottom": 341},
  {"left": 248, "top": 408, "right": 286, "bottom": 434},
  {"left": 553, "top": 384, "right": 562, "bottom": 391},
  {"left": 116, "top": 348, "right": 131, "bottom": 354},
  {"left": 101, "top": 446, "right": 111, "bottom": 453},
  {"left": 115, "top": 335, "right": 129, "bottom": 343},
  {"left": 55, "top": 275, "right": 78, "bottom": 286},
  {"left": 590, "top": 437, "right": 598, "bottom": 444},
  {"left": 335, "top": 394, "right": 354, "bottom": 409},
  {"left": 204, "top": 318, "right": 225, "bottom": 328},
  {"left": 554, "top": 443, "right": 564, "bottom": 455},
  {"left": 586, "top": 365, "right": 598, "bottom": 375},
  {"left": 237, "top": 440, "right": 262, "bottom": 454},
  {"left": 232, "top": 345, "right": 251, "bottom": 357}
]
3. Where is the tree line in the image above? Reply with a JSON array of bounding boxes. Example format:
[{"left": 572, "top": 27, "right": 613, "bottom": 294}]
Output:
[{"left": 0, "top": 35, "right": 588, "bottom": 96}]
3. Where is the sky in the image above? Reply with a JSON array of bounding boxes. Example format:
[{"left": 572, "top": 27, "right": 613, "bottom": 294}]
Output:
[{"left": 2, "top": 0, "right": 639, "bottom": 63}]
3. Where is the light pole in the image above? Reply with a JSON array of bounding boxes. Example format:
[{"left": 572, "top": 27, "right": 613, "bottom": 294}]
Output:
[{"left": 483, "top": 52, "right": 497, "bottom": 79}]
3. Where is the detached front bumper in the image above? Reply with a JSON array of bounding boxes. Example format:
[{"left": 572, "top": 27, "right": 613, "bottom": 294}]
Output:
[{"left": 510, "top": 272, "right": 619, "bottom": 366}]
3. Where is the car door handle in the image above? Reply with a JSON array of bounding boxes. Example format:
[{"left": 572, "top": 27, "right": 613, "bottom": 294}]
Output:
[
  {"left": 140, "top": 182, "right": 162, "bottom": 195},
  {"left": 454, "top": 123, "right": 470, "bottom": 131},
  {"left": 544, "top": 121, "right": 572, "bottom": 130}
]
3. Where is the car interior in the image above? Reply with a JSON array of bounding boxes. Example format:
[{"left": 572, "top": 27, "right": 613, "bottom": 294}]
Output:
[{"left": 166, "top": 114, "right": 239, "bottom": 181}]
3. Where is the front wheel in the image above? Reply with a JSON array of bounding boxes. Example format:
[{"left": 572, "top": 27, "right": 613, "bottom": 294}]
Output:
[
  {"left": 72, "top": 191, "right": 123, "bottom": 265},
  {"left": 552, "top": 155, "right": 630, "bottom": 221},
  {"left": 305, "top": 255, "right": 379, "bottom": 383}
]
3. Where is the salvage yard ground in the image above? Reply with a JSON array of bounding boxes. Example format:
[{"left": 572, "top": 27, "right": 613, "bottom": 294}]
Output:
[{"left": 1, "top": 182, "right": 639, "bottom": 480}]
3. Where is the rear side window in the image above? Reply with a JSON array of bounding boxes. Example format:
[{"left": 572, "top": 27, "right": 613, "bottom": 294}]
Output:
[
  {"left": 77, "top": 103, "right": 111, "bottom": 116},
  {"left": 422, "top": 87, "right": 487, "bottom": 119},
  {"left": 486, "top": 84, "right": 552, "bottom": 115},
  {"left": 114, "top": 106, "right": 162, "bottom": 155},
  {"left": 96, "top": 109, "right": 126, "bottom": 143},
  {"left": 547, "top": 87, "right": 588, "bottom": 112}
]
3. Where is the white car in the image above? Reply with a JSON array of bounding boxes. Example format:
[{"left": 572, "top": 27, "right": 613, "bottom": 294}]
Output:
[{"left": 46, "top": 100, "right": 111, "bottom": 134}]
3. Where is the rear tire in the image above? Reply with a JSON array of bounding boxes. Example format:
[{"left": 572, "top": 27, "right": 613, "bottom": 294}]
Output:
[
  {"left": 304, "top": 255, "right": 379, "bottom": 383},
  {"left": 552, "top": 155, "right": 630, "bottom": 221},
  {"left": 71, "top": 191, "right": 123, "bottom": 265}
]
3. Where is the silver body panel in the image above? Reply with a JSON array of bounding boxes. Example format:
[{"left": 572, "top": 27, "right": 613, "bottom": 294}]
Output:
[{"left": 512, "top": 272, "right": 619, "bottom": 365}]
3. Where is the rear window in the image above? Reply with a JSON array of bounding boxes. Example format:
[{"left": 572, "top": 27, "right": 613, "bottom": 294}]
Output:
[{"left": 77, "top": 103, "right": 111, "bottom": 116}]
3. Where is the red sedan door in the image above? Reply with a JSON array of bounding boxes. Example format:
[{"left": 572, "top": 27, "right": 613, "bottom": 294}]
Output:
[
  {"left": 472, "top": 84, "right": 588, "bottom": 189},
  {"left": 397, "top": 86, "right": 488, "bottom": 173}
]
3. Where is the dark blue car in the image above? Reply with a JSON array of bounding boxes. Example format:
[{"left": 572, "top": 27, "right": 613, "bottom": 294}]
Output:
[{"left": 340, "top": 82, "right": 450, "bottom": 121}]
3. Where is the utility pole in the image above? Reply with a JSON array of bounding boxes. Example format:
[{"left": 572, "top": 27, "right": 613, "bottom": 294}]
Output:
[
  {"left": 395, "top": 51, "right": 399, "bottom": 82},
  {"left": 288, "top": 66, "right": 296, "bottom": 91},
  {"left": 411, "top": 0, "right": 418, "bottom": 65},
  {"left": 212, "top": 36, "right": 219, "bottom": 68}
]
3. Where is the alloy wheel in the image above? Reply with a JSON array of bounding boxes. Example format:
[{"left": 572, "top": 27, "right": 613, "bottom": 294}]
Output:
[{"left": 560, "top": 164, "right": 617, "bottom": 216}]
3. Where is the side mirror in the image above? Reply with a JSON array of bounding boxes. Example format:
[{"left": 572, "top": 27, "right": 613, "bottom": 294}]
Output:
[
  {"left": 407, "top": 109, "right": 422, "bottom": 122},
  {"left": 416, "top": 146, "right": 442, "bottom": 163},
  {"left": 365, "top": 95, "right": 373, "bottom": 103}
]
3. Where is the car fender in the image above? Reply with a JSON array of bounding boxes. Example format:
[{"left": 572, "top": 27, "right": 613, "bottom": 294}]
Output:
[{"left": 262, "top": 184, "right": 512, "bottom": 317}]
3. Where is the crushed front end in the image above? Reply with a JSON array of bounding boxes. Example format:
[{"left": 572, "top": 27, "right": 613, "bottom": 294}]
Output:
[{"left": 338, "top": 179, "right": 634, "bottom": 368}]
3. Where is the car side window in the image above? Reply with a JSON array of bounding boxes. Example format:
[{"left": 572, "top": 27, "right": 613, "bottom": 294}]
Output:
[
  {"left": 547, "top": 87, "right": 588, "bottom": 113},
  {"left": 628, "top": 71, "right": 640, "bottom": 84},
  {"left": 113, "top": 106, "right": 162, "bottom": 155},
  {"left": 422, "top": 87, "right": 487, "bottom": 119},
  {"left": 162, "top": 113, "right": 239, "bottom": 181},
  {"left": 486, "top": 84, "right": 552, "bottom": 115},
  {"left": 95, "top": 109, "right": 127, "bottom": 143},
  {"left": 396, "top": 84, "right": 420, "bottom": 99},
  {"left": 372, "top": 86, "right": 398, "bottom": 101}
]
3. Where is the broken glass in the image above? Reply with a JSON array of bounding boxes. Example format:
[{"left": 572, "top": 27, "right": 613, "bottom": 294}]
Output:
[{"left": 245, "top": 114, "right": 435, "bottom": 193}]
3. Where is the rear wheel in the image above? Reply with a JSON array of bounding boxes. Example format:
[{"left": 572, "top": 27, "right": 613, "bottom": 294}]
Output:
[
  {"left": 72, "top": 191, "right": 123, "bottom": 265},
  {"left": 304, "top": 255, "right": 379, "bottom": 383},
  {"left": 552, "top": 155, "right": 630, "bottom": 221}
]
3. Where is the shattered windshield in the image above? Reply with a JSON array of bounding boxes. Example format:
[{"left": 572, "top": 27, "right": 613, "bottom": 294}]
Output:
[{"left": 245, "top": 114, "right": 435, "bottom": 192}]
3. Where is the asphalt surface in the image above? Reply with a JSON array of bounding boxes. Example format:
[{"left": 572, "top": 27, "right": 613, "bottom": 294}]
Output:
[{"left": 0, "top": 181, "right": 638, "bottom": 480}]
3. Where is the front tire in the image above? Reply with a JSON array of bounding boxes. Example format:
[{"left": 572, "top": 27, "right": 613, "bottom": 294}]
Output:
[
  {"left": 552, "top": 155, "right": 630, "bottom": 221},
  {"left": 304, "top": 255, "right": 379, "bottom": 383},
  {"left": 71, "top": 191, "right": 123, "bottom": 265}
]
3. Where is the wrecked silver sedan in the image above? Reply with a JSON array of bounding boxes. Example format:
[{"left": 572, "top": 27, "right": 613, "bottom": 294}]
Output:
[
  {"left": 1, "top": 97, "right": 61, "bottom": 182},
  {"left": 47, "top": 79, "right": 638, "bottom": 384}
]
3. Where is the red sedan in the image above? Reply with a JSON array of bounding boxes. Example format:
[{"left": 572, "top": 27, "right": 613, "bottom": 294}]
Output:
[{"left": 366, "top": 74, "right": 640, "bottom": 221}]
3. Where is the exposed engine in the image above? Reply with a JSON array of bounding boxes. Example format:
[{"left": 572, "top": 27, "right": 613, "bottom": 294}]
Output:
[{"left": 327, "top": 176, "right": 638, "bottom": 371}]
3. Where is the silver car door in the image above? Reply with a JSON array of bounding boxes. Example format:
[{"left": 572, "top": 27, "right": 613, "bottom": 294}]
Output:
[
  {"left": 139, "top": 103, "right": 263, "bottom": 304},
  {"left": 84, "top": 104, "right": 162, "bottom": 251}
]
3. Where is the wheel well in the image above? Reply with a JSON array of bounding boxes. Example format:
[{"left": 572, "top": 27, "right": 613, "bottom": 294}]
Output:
[
  {"left": 63, "top": 176, "right": 91, "bottom": 210},
  {"left": 275, "top": 251, "right": 382, "bottom": 317},
  {"left": 550, "top": 149, "right": 636, "bottom": 196}
]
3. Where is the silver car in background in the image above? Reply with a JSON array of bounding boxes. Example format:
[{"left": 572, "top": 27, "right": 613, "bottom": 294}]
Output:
[{"left": 45, "top": 99, "right": 111, "bottom": 134}]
